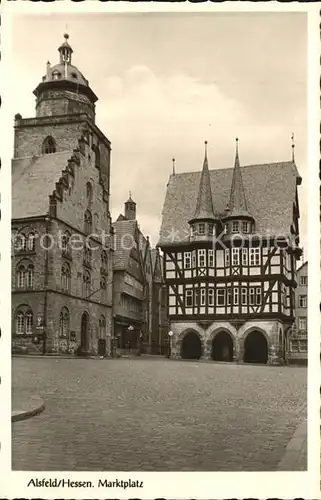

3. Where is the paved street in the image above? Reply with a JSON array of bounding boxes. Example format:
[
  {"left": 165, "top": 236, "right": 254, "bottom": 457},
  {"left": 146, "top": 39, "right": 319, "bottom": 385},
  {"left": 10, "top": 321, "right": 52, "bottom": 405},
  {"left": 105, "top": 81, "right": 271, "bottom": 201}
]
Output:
[{"left": 12, "top": 357, "right": 307, "bottom": 471}]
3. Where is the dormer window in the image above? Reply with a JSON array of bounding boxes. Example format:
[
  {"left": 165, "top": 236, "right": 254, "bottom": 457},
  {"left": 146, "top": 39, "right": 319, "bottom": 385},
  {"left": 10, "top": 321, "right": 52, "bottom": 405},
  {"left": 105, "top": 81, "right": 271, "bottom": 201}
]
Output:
[
  {"left": 232, "top": 221, "right": 239, "bottom": 233},
  {"left": 71, "top": 72, "right": 78, "bottom": 79},
  {"left": 198, "top": 223, "right": 205, "bottom": 235},
  {"left": 242, "top": 221, "right": 249, "bottom": 233},
  {"left": 52, "top": 70, "right": 61, "bottom": 80}
]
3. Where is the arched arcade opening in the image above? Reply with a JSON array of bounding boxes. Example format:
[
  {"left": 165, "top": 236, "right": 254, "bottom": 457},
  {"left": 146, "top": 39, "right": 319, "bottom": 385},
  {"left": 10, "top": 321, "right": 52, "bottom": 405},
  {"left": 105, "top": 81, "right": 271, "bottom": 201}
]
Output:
[
  {"left": 211, "top": 331, "right": 234, "bottom": 361},
  {"left": 181, "top": 331, "right": 202, "bottom": 360},
  {"left": 244, "top": 330, "right": 268, "bottom": 364}
]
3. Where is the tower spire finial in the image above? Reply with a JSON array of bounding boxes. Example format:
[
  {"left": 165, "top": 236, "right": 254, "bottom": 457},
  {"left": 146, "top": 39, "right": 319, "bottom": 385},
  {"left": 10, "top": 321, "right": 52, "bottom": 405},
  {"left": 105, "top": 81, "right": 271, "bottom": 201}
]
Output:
[
  {"left": 235, "top": 137, "right": 240, "bottom": 167},
  {"left": 172, "top": 157, "right": 176, "bottom": 176},
  {"left": 129, "top": 190, "right": 132, "bottom": 199},
  {"left": 291, "top": 132, "right": 295, "bottom": 162},
  {"left": 204, "top": 140, "right": 208, "bottom": 159}
]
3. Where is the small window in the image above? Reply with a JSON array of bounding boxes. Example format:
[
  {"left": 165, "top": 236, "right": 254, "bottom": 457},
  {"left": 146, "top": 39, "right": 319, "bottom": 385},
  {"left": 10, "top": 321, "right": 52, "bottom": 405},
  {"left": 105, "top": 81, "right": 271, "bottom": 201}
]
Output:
[
  {"left": 16, "top": 311, "right": 25, "bottom": 335},
  {"left": 71, "top": 72, "right": 78, "bottom": 79},
  {"left": 249, "top": 248, "right": 260, "bottom": 266},
  {"left": 194, "top": 288, "right": 200, "bottom": 306},
  {"left": 208, "top": 249, "right": 214, "bottom": 267},
  {"left": 198, "top": 223, "right": 205, "bottom": 235},
  {"left": 256, "top": 287, "right": 261, "bottom": 305},
  {"left": 52, "top": 71, "right": 61, "bottom": 80},
  {"left": 27, "top": 233, "right": 36, "bottom": 251},
  {"left": 242, "top": 248, "right": 248, "bottom": 266},
  {"left": 42, "top": 136, "right": 56, "bottom": 155},
  {"left": 242, "top": 221, "right": 249, "bottom": 233},
  {"left": 232, "top": 248, "right": 240, "bottom": 266},
  {"left": 225, "top": 249, "right": 230, "bottom": 266},
  {"left": 216, "top": 289, "right": 225, "bottom": 306},
  {"left": 192, "top": 251, "right": 196, "bottom": 268},
  {"left": 15, "top": 233, "right": 26, "bottom": 252},
  {"left": 84, "top": 210, "right": 93, "bottom": 234},
  {"left": 298, "top": 317, "right": 307, "bottom": 330},
  {"left": 17, "top": 265, "right": 25, "bottom": 288},
  {"left": 241, "top": 287, "right": 247, "bottom": 305},
  {"left": 224, "top": 224, "right": 229, "bottom": 235},
  {"left": 208, "top": 288, "right": 215, "bottom": 306},
  {"left": 185, "top": 289, "right": 193, "bottom": 307},
  {"left": 86, "top": 182, "right": 93, "bottom": 202},
  {"left": 184, "top": 252, "right": 191, "bottom": 269},
  {"left": 227, "top": 288, "right": 232, "bottom": 305},
  {"left": 249, "top": 287, "right": 255, "bottom": 306},
  {"left": 233, "top": 287, "right": 239, "bottom": 305},
  {"left": 232, "top": 221, "right": 239, "bottom": 233},
  {"left": 208, "top": 223, "right": 214, "bottom": 236},
  {"left": 299, "top": 295, "right": 307, "bottom": 308},
  {"left": 27, "top": 264, "right": 34, "bottom": 288},
  {"left": 300, "top": 275, "right": 307, "bottom": 286},
  {"left": 198, "top": 249, "right": 206, "bottom": 267},
  {"left": 200, "top": 288, "right": 206, "bottom": 306}
]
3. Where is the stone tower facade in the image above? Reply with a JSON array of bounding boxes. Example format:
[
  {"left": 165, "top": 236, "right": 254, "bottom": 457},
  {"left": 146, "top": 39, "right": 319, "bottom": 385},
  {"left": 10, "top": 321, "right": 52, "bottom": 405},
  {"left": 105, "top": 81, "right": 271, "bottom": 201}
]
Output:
[{"left": 12, "top": 34, "right": 114, "bottom": 356}]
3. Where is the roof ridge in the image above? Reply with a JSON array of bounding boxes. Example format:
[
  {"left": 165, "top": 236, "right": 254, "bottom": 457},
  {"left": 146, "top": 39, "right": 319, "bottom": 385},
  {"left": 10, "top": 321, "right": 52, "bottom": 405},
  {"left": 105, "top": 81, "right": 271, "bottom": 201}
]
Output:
[{"left": 173, "top": 160, "right": 295, "bottom": 177}]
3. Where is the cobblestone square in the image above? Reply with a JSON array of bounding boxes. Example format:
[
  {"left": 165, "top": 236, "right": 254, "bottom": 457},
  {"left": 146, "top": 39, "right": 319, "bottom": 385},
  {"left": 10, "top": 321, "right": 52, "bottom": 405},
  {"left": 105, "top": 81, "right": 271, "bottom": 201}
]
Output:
[{"left": 12, "top": 357, "right": 307, "bottom": 471}]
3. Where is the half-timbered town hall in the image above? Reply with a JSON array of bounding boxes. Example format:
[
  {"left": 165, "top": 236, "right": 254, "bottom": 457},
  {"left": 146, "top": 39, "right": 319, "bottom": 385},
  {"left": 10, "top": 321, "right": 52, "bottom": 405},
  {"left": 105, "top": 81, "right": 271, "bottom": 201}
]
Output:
[{"left": 158, "top": 140, "right": 302, "bottom": 364}]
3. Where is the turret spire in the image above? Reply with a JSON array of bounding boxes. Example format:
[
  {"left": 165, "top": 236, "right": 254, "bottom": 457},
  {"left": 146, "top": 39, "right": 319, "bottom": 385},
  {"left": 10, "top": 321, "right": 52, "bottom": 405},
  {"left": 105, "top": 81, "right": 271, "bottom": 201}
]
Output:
[
  {"left": 190, "top": 141, "right": 215, "bottom": 221},
  {"left": 228, "top": 137, "right": 249, "bottom": 214}
]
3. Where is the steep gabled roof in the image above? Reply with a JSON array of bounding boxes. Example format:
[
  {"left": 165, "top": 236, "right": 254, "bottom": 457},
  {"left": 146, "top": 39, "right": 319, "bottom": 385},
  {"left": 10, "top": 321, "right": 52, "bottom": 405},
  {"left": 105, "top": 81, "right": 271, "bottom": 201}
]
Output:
[
  {"left": 158, "top": 161, "right": 300, "bottom": 246},
  {"left": 113, "top": 219, "right": 139, "bottom": 271},
  {"left": 190, "top": 142, "right": 215, "bottom": 222},
  {"left": 12, "top": 151, "right": 72, "bottom": 219}
]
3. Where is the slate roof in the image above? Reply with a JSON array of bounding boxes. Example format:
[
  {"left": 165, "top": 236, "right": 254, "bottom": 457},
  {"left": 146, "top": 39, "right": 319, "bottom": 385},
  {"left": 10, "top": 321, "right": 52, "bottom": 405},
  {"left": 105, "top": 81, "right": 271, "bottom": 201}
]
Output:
[
  {"left": 112, "top": 219, "right": 138, "bottom": 271},
  {"left": 158, "top": 161, "right": 301, "bottom": 246},
  {"left": 12, "top": 151, "right": 73, "bottom": 219}
]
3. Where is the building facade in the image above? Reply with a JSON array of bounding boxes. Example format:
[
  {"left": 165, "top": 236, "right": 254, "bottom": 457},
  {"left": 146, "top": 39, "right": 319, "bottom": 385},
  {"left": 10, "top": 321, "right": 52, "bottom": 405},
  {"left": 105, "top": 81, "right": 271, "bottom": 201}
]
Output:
[
  {"left": 288, "top": 261, "right": 308, "bottom": 364},
  {"left": 113, "top": 195, "right": 168, "bottom": 354},
  {"left": 12, "top": 34, "right": 113, "bottom": 356},
  {"left": 158, "top": 140, "right": 302, "bottom": 364}
]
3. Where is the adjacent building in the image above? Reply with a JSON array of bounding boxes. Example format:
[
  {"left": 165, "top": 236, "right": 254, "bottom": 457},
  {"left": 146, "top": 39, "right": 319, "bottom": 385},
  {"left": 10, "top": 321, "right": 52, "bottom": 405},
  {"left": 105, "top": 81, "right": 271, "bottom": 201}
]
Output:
[
  {"left": 158, "top": 140, "right": 302, "bottom": 364},
  {"left": 113, "top": 195, "right": 168, "bottom": 354},
  {"left": 288, "top": 261, "right": 308, "bottom": 364},
  {"left": 12, "top": 34, "right": 114, "bottom": 355}
]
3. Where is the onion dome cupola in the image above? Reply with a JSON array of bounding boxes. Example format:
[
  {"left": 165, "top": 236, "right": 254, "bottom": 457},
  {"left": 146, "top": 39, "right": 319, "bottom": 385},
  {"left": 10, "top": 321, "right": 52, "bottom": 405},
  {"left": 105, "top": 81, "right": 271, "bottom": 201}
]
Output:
[
  {"left": 188, "top": 141, "right": 218, "bottom": 240},
  {"left": 124, "top": 191, "right": 136, "bottom": 221},
  {"left": 33, "top": 34, "right": 98, "bottom": 121},
  {"left": 222, "top": 138, "right": 255, "bottom": 235}
]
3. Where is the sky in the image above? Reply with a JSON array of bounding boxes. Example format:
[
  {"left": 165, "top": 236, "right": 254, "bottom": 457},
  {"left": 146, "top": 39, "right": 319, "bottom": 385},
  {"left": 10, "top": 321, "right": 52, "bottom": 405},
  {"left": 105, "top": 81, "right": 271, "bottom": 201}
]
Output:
[{"left": 11, "top": 13, "right": 307, "bottom": 252}]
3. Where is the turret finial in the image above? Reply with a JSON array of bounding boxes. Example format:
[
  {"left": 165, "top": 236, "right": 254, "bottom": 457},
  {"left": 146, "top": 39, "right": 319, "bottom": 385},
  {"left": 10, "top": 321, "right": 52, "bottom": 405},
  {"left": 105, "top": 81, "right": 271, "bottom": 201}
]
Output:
[
  {"left": 172, "top": 157, "right": 176, "bottom": 176},
  {"left": 204, "top": 140, "right": 208, "bottom": 159},
  {"left": 291, "top": 132, "right": 295, "bottom": 163}
]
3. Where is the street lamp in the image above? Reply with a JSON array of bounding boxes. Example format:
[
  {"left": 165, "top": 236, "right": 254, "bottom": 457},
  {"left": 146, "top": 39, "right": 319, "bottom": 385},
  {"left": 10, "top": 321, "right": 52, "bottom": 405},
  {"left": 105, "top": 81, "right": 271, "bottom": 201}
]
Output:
[{"left": 168, "top": 330, "right": 173, "bottom": 359}]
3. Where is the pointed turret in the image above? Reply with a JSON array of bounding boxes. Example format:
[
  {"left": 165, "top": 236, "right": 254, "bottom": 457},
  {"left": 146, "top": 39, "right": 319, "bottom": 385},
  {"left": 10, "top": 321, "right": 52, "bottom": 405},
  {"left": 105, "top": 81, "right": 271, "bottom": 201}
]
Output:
[
  {"left": 223, "top": 138, "right": 255, "bottom": 235},
  {"left": 189, "top": 142, "right": 217, "bottom": 239},
  {"left": 124, "top": 191, "right": 136, "bottom": 220}
]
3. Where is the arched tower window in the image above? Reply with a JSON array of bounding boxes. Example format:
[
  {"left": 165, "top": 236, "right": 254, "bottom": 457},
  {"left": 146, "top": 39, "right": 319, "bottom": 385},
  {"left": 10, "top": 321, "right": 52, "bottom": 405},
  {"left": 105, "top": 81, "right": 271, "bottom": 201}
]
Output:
[
  {"left": 93, "top": 146, "right": 100, "bottom": 168},
  {"left": 42, "top": 136, "right": 56, "bottom": 155},
  {"left": 86, "top": 182, "right": 93, "bottom": 203},
  {"left": 84, "top": 210, "right": 92, "bottom": 234},
  {"left": 59, "top": 307, "right": 70, "bottom": 337}
]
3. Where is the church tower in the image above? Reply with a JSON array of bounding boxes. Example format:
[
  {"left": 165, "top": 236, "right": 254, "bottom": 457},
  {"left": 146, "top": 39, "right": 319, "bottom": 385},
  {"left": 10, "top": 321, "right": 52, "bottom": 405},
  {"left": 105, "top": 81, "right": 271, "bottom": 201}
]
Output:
[{"left": 13, "top": 34, "right": 111, "bottom": 194}]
